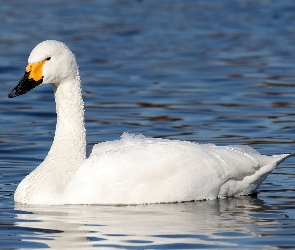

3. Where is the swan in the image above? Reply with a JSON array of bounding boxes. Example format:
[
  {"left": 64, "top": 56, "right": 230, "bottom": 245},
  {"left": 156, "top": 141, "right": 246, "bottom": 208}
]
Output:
[{"left": 8, "top": 40, "right": 293, "bottom": 205}]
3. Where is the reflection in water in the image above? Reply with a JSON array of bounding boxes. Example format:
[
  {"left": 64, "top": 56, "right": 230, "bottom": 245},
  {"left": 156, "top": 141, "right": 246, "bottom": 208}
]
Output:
[{"left": 15, "top": 197, "right": 277, "bottom": 249}]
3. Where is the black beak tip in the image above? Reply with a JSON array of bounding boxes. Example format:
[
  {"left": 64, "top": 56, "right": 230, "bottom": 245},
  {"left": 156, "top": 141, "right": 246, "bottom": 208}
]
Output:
[
  {"left": 8, "top": 92, "right": 15, "bottom": 98},
  {"left": 8, "top": 72, "right": 43, "bottom": 99}
]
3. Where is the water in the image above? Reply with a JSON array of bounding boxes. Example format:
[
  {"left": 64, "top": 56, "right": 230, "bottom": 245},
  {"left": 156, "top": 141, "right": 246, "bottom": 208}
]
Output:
[{"left": 1, "top": 0, "right": 295, "bottom": 248}]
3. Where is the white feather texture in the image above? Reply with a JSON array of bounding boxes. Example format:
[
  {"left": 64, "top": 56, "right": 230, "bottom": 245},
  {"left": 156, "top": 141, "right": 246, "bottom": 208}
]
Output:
[{"left": 13, "top": 40, "right": 293, "bottom": 205}]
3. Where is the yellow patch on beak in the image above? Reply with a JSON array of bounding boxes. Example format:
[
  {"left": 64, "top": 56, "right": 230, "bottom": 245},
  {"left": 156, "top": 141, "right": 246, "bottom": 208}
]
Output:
[{"left": 25, "top": 60, "right": 46, "bottom": 82}]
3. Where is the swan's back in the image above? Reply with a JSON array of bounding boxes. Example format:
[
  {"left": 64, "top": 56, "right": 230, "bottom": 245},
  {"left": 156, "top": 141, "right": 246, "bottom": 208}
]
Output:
[{"left": 64, "top": 133, "right": 289, "bottom": 204}]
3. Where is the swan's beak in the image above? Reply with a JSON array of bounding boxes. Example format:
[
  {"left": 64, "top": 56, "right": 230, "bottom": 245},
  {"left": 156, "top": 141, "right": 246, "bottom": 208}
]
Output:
[{"left": 8, "top": 61, "right": 45, "bottom": 98}]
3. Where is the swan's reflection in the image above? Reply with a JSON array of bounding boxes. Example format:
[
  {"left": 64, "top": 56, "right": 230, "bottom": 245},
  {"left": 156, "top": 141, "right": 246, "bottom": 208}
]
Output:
[{"left": 15, "top": 197, "right": 275, "bottom": 249}]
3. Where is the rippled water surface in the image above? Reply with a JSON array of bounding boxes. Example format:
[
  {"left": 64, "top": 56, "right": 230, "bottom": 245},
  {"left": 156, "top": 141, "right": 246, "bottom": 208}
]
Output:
[{"left": 1, "top": 0, "right": 295, "bottom": 248}]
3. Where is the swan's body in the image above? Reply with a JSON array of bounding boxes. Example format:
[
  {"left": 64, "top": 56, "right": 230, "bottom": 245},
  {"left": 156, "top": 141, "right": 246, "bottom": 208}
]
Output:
[{"left": 8, "top": 40, "right": 293, "bottom": 205}]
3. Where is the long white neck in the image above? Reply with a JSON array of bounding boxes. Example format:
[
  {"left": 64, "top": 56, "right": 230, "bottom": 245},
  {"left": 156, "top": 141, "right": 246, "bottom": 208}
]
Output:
[{"left": 47, "top": 74, "right": 86, "bottom": 173}]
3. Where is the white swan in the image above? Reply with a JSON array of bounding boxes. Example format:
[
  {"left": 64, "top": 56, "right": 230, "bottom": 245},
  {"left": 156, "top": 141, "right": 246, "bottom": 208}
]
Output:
[{"left": 8, "top": 40, "right": 293, "bottom": 205}]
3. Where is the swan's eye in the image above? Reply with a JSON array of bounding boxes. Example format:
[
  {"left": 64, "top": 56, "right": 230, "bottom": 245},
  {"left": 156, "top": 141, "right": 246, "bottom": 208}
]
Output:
[{"left": 46, "top": 57, "right": 51, "bottom": 61}]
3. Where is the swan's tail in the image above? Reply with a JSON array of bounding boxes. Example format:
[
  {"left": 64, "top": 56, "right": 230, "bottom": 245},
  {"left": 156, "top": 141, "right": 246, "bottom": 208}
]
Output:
[
  {"left": 219, "top": 152, "right": 295, "bottom": 198},
  {"left": 273, "top": 152, "right": 295, "bottom": 164}
]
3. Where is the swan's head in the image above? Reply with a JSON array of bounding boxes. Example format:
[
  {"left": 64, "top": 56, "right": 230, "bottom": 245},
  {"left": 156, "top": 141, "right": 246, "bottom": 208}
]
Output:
[{"left": 8, "top": 40, "right": 78, "bottom": 98}]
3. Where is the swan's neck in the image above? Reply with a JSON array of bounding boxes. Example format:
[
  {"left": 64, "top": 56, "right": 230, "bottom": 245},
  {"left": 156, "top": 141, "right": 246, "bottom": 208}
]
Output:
[
  {"left": 42, "top": 75, "right": 86, "bottom": 184},
  {"left": 48, "top": 75, "right": 86, "bottom": 174}
]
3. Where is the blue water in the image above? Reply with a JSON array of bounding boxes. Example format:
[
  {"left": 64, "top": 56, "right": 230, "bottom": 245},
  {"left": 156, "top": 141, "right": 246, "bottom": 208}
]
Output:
[{"left": 1, "top": 0, "right": 295, "bottom": 248}]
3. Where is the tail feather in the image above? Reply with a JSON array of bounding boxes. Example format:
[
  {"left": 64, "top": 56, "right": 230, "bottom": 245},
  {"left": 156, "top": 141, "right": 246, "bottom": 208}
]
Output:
[{"left": 218, "top": 152, "right": 295, "bottom": 198}]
